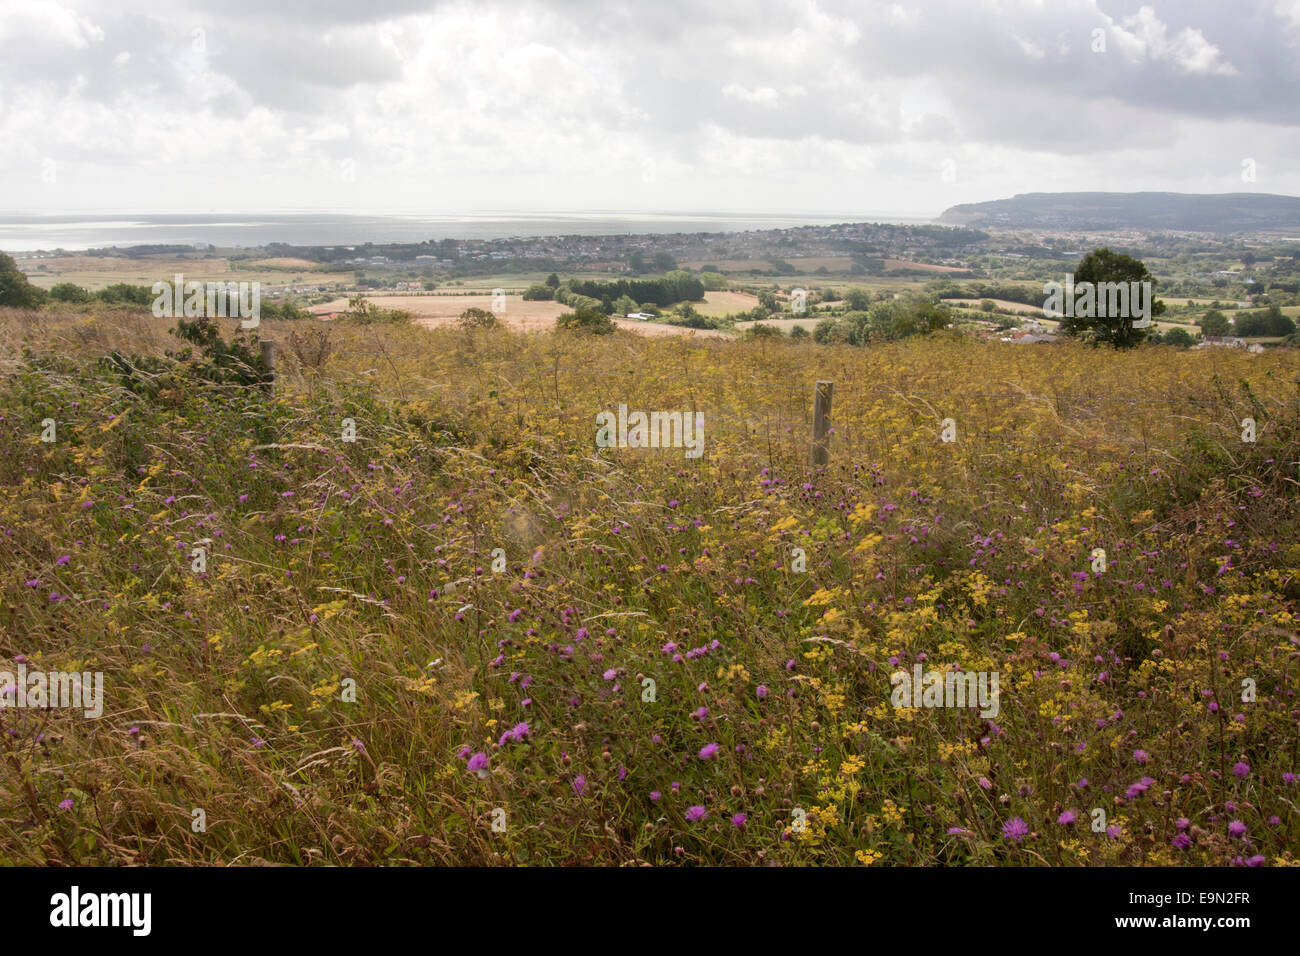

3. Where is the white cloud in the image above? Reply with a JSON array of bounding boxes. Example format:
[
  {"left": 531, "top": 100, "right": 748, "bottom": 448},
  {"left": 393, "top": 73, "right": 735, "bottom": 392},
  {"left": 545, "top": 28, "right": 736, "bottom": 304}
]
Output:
[{"left": 1112, "top": 5, "right": 1238, "bottom": 75}]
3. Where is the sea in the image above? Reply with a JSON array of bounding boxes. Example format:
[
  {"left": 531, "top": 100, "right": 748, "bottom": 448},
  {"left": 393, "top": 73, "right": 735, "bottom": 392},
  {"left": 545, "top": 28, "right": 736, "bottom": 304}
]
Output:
[{"left": 0, "top": 211, "right": 932, "bottom": 254}]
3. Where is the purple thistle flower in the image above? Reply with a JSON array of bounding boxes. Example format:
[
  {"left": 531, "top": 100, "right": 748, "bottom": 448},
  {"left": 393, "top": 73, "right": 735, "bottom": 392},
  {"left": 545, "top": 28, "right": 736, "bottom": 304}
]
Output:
[
  {"left": 731, "top": 813, "right": 747, "bottom": 828},
  {"left": 466, "top": 752, "right": 489, "bottom": 772},
  {"left": 572, "top": 774, "right": 588, "bottom": 796},
  {"left": 685, "top": 805, "right": 707, "bottom": 822},
  {"left": 1232, "top": 761, "right": 1250, "bottom": 779},
  {"left": 1057, "top": 811, "right": 1076, "bottom": 825},
  {"left": 1172, "top": 833, "right": 1192, "bottom": 850},
  {"left": 1228, "top": 820, "right": 1247, "bottom": 839},
  {"left": 698, "top": 742, "right": 720, "bottom": 760},
  {"left": 1002, "top": 817, "right": 1029, "bottom": 842}
]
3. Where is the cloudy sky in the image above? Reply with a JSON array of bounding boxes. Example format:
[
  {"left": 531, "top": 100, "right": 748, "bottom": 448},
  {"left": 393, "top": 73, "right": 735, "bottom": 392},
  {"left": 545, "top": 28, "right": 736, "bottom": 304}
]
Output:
[{"left": 1, "top": 0, "right": 1298, "bottom": 217}]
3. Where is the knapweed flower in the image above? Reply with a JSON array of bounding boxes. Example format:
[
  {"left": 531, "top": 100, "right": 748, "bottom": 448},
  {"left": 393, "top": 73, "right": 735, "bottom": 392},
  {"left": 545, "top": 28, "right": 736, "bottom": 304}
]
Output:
[
  {"left": 1002, "top": 817, "right": 1029, "bottom": 842},
  {"left": 1232, "top": 761, "right": 1250, "bottom": 779},
  {"left": 58, "top": 798, "right": 74, "bottom": 811},
  {"left": 731, "top": 813, "right": 747, "bottom": 828},
  {"left": 498, "top": 722, "right": 529, "bottom": 746},
  {"left": 1057, "top": 811, "right": 1076, "bottom": 825},
  {"left": 756, "top": 685, "right": 769, "bottom": 699},
  {"left": 698, "top": 742, "right": 720, "bottom": 760},
  {"left": 685, "top": 805, "right": 707, "bottom": 822},
  {"left": 572, "top": 774, "right": 588, "bottom": 796},
  {"left": 466, "top": 752, "right": 489, "bottom": 773},
  {"left": 602, "top": 668, "right": 617, "bottom": 681},
  {"left": 649, "top": 790, "right": 662, "bottom": 802},
  {"left": 1228, "top": 820, "right": 1247, "bottom": 839},
  {"left": 1133, "top": 749, "right": 1150, "bottom": 765},
  {"left": 1125, "top": 777, "right": 1155, "bottom": 799},
  {"left": 1172, "top": 833, "right": 1192, "bottom": 850}
]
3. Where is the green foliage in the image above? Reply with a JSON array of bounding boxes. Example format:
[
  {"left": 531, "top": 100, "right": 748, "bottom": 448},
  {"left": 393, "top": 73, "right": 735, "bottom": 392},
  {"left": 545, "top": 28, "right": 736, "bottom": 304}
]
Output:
[
  {"left": 345, "top": 295, "right": 412, "bottom": 325},
  {"left": 0, "top": 252, "right": 46, "bottom": 308},
  {"left": 1057, "top": 247, "right": 1166, "bottom": 349},
  {"left": 49, "top": 282, "right": 92, "bottom": 304},
  {"left": 1161, "top": 327, "right": 1196, "bottom": 348},
  {"left": 843, "top": 287, "right": 872, "bottom": 311},
  {"left": 557, "top": 306, "right": 615, "bottom": 334},
  {"left": 458, "top": 307, "right": 498, "bottom": 330},
  {"left": 96, "top": 283, "right": 154, "bottom": 306},
  {"left": 259, "top": 301, "right": 312, "bottom": 321},
  {"left": 743, "top": 322, "right": 783, "bottom": 340},
  {"left": 522, "top": 284, "right": 555, "bottom": 301},
  {"left": 665, "top": 304, "right": 719, "bottom": 330},
  {"left": 1234, "top": 305, "right": 1295, "bottom": 337},
  {"left": 1199, "top": 309, "right": 1231, "bottom": 338},
  {"left": 167, "top": 315, "right": 274, "bottom": 387},
  {"left": 813, "top": 317, "right": 844, "bottom": 344},
  {"left": 565, "top": 272, "right": 704, "bottom": 307}
]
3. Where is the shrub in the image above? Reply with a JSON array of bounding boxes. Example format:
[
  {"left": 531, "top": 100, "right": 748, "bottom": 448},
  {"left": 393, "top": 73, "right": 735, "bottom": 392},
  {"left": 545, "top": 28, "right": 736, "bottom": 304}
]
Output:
[
  {"left": 458, "top": 307, "right": 498, "bottom": 330},
  {"left": 557, "top": 306, "right": 615, "bottom": 334},
  {"left": 49, "top": 282, "right": 92, "bottom": 304}
]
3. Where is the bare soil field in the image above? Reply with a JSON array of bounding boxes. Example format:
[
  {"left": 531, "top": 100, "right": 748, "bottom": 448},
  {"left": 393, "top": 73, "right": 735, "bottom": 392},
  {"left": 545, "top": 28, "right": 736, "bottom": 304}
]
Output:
[
  {"left": 948, "top": 297, "right": 1043, "bottom": 313},
  {"left": 697, "top": 290, "right": 760, "bottom": 316},
  {"left": 248, "top": 257, "right": 320, "bottom": 270},
  {"left": 311, "top": 293, "right": 732, "bottom": 338},
  {"left": 882, "top": 258, "right": 969, "bottom": 273},
  {"left": 20, "top": 254, "right": 342, "bottom": 292}
]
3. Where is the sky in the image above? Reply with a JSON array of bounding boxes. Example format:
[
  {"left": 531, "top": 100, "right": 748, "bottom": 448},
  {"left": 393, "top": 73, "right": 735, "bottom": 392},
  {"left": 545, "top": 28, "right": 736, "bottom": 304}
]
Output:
[{"left": 1, "top": 0, "right": 1298, "bottom": 218}]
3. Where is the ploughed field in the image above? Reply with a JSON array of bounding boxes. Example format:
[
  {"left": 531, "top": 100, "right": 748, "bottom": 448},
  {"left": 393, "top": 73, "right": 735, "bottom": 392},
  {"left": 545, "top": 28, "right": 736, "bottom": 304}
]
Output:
[{"left": 1, "top": 306, "right": 1298, "bottom": 865}]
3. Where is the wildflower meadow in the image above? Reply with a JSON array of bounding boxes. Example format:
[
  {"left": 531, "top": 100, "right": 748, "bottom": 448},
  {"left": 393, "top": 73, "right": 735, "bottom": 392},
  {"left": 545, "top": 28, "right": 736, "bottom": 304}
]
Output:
[{"left": 2, "top": 307, "right": 1298, "bottom": 867}]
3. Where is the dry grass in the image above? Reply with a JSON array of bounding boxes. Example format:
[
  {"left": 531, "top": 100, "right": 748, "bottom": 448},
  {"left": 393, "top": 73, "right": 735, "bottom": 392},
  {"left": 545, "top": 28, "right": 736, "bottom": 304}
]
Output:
[{"left": 2, "top": 305, "right": 1298, "bottom": 866}]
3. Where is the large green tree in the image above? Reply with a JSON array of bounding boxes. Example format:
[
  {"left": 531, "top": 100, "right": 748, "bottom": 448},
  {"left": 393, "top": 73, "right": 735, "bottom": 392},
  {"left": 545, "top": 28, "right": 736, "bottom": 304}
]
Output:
[
  {"left": 1199, "top": 309, "right": 1231, "bottom": 338},
  {"left": 0, "top": 252, "right": 45, "bottom": 308},
  {"left": 1058, "top": 247, "right": 1165, "bottom": 349}
]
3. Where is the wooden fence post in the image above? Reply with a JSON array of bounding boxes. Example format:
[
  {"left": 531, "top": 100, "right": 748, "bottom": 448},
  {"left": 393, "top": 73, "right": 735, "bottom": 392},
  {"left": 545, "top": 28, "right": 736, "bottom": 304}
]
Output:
[
  {"left": 260, "top": 340, "right": 275, "bottom": 393},
  {"left": 811, "top": 380, "right": 833, "bottom": 466}
]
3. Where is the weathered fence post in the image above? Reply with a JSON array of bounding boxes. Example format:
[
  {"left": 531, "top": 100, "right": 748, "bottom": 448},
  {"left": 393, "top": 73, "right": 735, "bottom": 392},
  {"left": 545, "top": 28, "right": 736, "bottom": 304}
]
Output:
[
  {"left": 260, "top": 340, "right": 275, "bottom": 393},
  {"left": 811, "top": 380, "right": 833, "bottom": 466}
]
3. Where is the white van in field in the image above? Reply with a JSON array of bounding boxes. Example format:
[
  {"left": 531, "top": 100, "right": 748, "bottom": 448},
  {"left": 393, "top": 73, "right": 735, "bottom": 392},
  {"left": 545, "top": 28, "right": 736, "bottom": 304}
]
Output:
[{"left": 626, "top": 312, "right": 654, "bottom": 321}]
